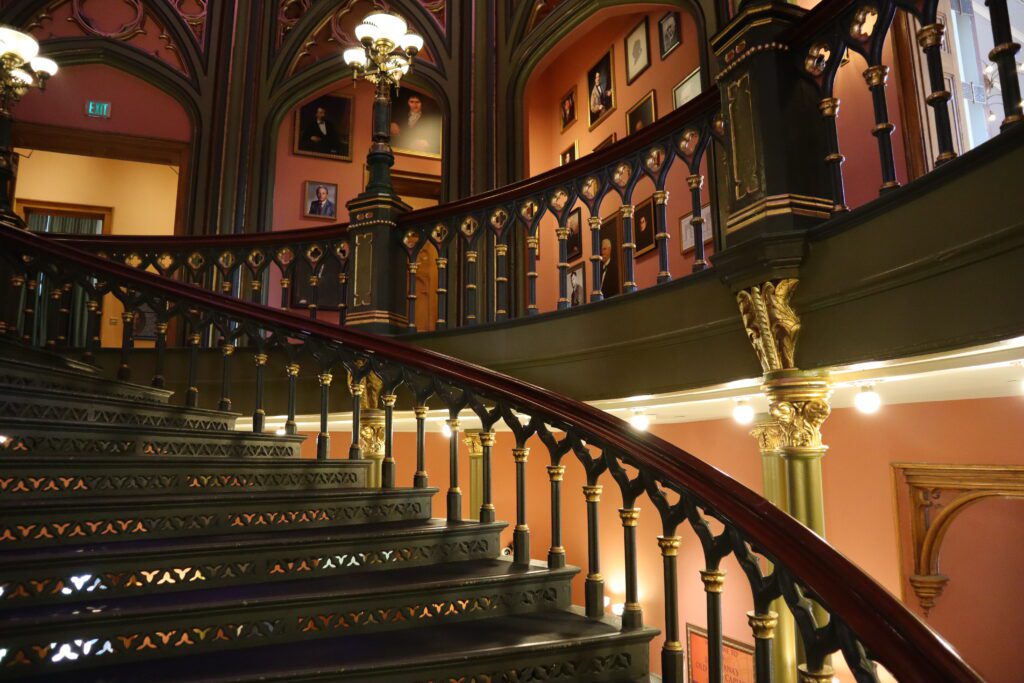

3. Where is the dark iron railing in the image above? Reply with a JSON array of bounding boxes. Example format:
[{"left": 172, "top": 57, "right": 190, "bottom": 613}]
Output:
[{"left": 0, "top": 222, "right": 983, "bottom": 683}]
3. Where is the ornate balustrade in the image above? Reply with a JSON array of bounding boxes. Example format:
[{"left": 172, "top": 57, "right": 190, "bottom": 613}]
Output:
[{"left": 0, "top": 222, "right": 984, "bottom": 683}]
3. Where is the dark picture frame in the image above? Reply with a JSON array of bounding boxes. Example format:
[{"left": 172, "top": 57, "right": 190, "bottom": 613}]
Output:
[
  {"left": 566, "top": 206, "right": 583, "bottom": 262},
  {"left": 293, "top": 94, "right": 354, "bottom": 161},
  {"left": 626, "top": 90, "right": 657, "bottom": 135},
  {"left": 624, "top": 16, "right": 651, "bottom": 85},
  {"left": 673, "top": 68, "right": 702, "bottom": 110},
  {"left": 390, "top": 86, "right": 443, "bottom": 159},
  {"left": 303, "top": 181, "right": 339, "bottom": 221},
  {"left": 594, "top": 133, "right": 617, "bottom": 152},
  {"left": 634, "top": 196, "right": 656, "bottom": 256},
  {"left": 599, "top": 209, "right": 622, "bottom": 298},
  {"left": 132, "top": 302, "right": 157, "bottom": 341},
  {"left": 587, "top": 49, "right": 616, "bottom": 129},
  {"left": 686, "top": 624, "right": 754, "bottom": 683},
  {"left": 567, "top": 261, "right": 586, "bottom": 307},
  {"left": 559, "top": 140, "right": 578, "bottom": 166},
  {"left": 559, "top": 85, "right": 578, "bottom": 132},
  {"left": 680, "top": 204, "right": 714, "bottom": 254},
  {"left": 658, "top": 11, "right": 682, "bottom": 59}
]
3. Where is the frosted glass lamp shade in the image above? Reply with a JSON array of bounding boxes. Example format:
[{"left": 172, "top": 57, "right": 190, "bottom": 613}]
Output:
[
  {"left": 399, "top": 33, "right": 424, "bottom": 54},
  {"left": 29, "top": 56, "right": 57, "bottom": 76},
  {"left": 0, "top": 27, "right": 39, "bottom": 62},
  {"left": 343, "top": 47, "right": 367, "bottom": 67},
  {"left": 354, "top": 22, "right": 382, "bottom": 45},
  {"left": 364, "top": 12, "right": 407, "bottom": 43},
  {"left": 10, "top": 68, "right": 33, "bottom": 86}
]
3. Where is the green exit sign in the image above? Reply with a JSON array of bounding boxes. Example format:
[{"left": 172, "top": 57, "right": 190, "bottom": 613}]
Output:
[{"left": 86, "top": 100, "right": 111, "bottom": 118}]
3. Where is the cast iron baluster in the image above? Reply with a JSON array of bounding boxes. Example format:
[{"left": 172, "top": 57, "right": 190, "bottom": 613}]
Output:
[
  {"left": 2, "top": 272, "right": 22, "bottom": 338},
  {"left": 749, "top": 610, "right": 779, "bottom": 683},
  {"left": 285, "top": 363, "right": 299, "bottom": 435},
  {"left": 414, "top": 405, "right": 428, "bottom": 487},
  {"left": 510, "top": 444, "right": 531, "bottom": 564},
  {"left": 547, "top": 463, "right": 566, "bottom": 567},
  {"left": 985, "top": 0, "right": 1023, "bottom": 128},
  {"left": 279, "top": 272, "right": 291, "bottom": 309},
  {"left": 337, "top": 269, "right": 348, "bottom": 325},
  {"left": 382, "top": 393, "right": 397, "bottom": 488},
  {"left": 46, "top": 284, "right": 62, "bottom": 350},
  {"left": 307, "top": 274, "right": 319, "bottom": 320},
  {"left": 495, "top": 242, "right": 509, "bottom": 320},
  {"left": 186, "top": 332, "right": 200, "bottom": 407},
  {"left": 526, "top": 232, "right": 539, "bottom": 314},
  {"left": 556, "top": 224, "right": 570, "bottom": 310},
  {"left": 702, "top": 568, "right": 727, "bottom": 683},
  {"left": 464, "top": 248, "right": 478, "bottom": 325},
  {"left": 659, "top": 535, "right": 684, "bottom": 682},
  {"left": 349, "top": 379, "right": 363, "bottom": 460},
  {"left": 479, "top": 431, "right": 495, "bottom": 522},
  {"left": 917, "top": 24, "right": 957, "bottom": 164},
  {"left": 117, "top": 309, "right": 134, "bottom": 380},
  {"left": 253, "top": 353, "right": 267, "bottom": 433},
  {"left": 620, "top": 205, "right": 638, "bottom": 293},
  {"left": 317, "top": 370, "right": 332, "bottom": 460},
  {"left": 83, "top": 295, "right": 100, "bottom": 363},
  {"left": 583, "top": 483, "right": 604, "bottom": 615},
  {"left": 654, "top": 190, "right": 672, "bottom": 282},
  {"left": 589, "top": 216, "right": 603, "bottom": 302},
  {"left": 406, "top": 259, "right": 418, "bottom": 331},
  {"left": 152, "top": 321, "right": 168, "bottom": 388},
  {"left": 250, "top": 273, "right": 262, "bottom": 304},
  {"left": 56, "top": 283, "right": 71, "bottom": 347},
  {"left": 819, "top": 98, "right": 848, "bottom": 213},
  {"left": 447, "top": 416, "right": 461, "bottom": 520},
  {"left": 218, "top": 342, "right": 233, "bottom": 411},
  {"left": 687, "top": 175, "right": 708, "bottom": 271},
  {"left": 435, "top": 255, "right": 448, "bottom": 329},
  {"left": 607, "top": 454, "right": 646, "bottom": 630},
  {"left": 863, "top": 64, "right": 900, "bottom": 192},
  {"left": 21, "top": 277, "right": 36, "bottom": 343}
]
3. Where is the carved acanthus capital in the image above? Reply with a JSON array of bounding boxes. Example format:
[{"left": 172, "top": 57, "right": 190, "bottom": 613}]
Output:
[
  {"left": 737, "top": 278, "right": 801, "bottom": 373},
  {"left": 749, "top": 420, "right": 785, "bottom": 452},
  {"left": 763, "top": 370, "right": 831, "bottom": 450},
  {"left": 359, "top": 422, "right": 385, "bottom": 456}
]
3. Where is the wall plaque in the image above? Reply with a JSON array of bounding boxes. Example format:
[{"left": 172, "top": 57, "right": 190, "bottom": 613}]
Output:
[{"left": 686, "top": 624, "right": 755, "bottom": 683}]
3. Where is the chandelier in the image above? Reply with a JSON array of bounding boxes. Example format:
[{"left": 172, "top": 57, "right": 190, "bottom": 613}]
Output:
[
  {"left": 343, "top": 11, "right": 423, "bottom": 87},
  {"left": 0, "top": 26, "right": 58, "bottom": 112}
]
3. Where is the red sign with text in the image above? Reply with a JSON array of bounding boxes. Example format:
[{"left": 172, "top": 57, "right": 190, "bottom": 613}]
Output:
[{"left": 687, "top": 625, "right": 755, "bottom": 683}]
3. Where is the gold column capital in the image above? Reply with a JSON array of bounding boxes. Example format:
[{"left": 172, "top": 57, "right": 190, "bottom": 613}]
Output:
[
  {"left": 797, "top": 664, "right": 835, "bottom": 683},
  {"left": 220, "top": 343, "right": 234, "bottom": 356},
  {"left": 318, "top": 372, "right": 333, "bottom": 386},
  {"left": 736, "top": 278, "right": 800, "bottom": 373},
  {"left": 513, "top": 446, "right": 529, "bottom": 463},
  {"left": 818, "top": 97, "right": 840, "bottom": 118},
  {"left": 414, "top": 405, "right": 428, "bottom": 419},
  {"left": 466, "top": 250, "right": 478, "bottom": 264},
  {"left": 555, "top": 227, "right": 569, "bottom": 240},
  {"left": 495, "top": 244, "right": 508, "bottom": 256},
  {"left": 480, "top": 431, "right": 496, "bottom": 447},
  {"left": 463, "top": 431, "right": 483, "bottom": 456},
  {"left": 382, "top": 394, "right": 397, "bottom": 408},
  {"left": 526, "top": 236, "right": 540, "bottom": 250},
  {"left": 618, "top": 507, "right": 640, "bottom": 526},
  {"left": 582, "top": 484, "right": 602, "bottom": 502},
  {"left": 189, "top": 333, "right": 201, "bottom": 346},
  {"left": 447, "top": 418, "right": 460, "bottom": 430},
  {"left": 155, "top": 322, "right": 168, "bottom": 334},
  {"left": 700, "top": 569, "right": 726, "bottom": 593},
  {"left": 620, "top": 204, "right": 635, "bottom": 218},
  {"left": 286, "top": 363, "right": 300, "bottom": 377},
  {"left": 254, "top": 353, "right": 268, "bottom": 366},
  {"left": 763, "top": 369, "right": 832, "bottom": 450},
  {"left": 750, "top": 419, "right": 785, "bottom": 453},
  {"left": 686, "top": 174, "right": 704, "bottom": 190},
  {"left": 436, "top": 257, "right": 448, "bottom": 268},
  {"left": 121, "top": 310, "right": 135, "bottom": 323},
  {"left": 653, "top": 190, "right": 669, "bottom": 205},
  {"left": 588, "top": 216, "right": 602, "bottom": 229},
  {"left": 747, "top": 610, "right": 779, "bottom": 639},
  {"left": 863, "top": 64, "right": 890, "bottom": 87},
  {"left": 916, "top": 22, "right": 944, "bottom": 49},
  {"left": 408, "top": 262, "right": 419, "bottom": 274},
  {"left": 657, "top": 535, "right": 681, "bottom": 556},
  {"left": 546, "top": 464, "right": 565, "bottom": 481}
]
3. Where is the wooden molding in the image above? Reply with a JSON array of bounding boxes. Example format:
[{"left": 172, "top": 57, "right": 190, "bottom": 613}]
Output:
[
  {"left": 891, "top": 13, "right": 928, "bottom": 182},
  {"left": 15, "top": 198, "right": 114, "bottom": 234}
]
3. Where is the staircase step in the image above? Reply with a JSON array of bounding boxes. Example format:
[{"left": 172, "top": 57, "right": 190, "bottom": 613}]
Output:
[
  {"left": 0, "top": 455, "right": 372, "bottom": 500},
  {"left": 0, "top": 518, "right": 502, "bottom": 607},
  {"left": 0, "top": 487, "right": 435, "bottom": 548},
  {"left": 25, "top": 608, "right": 659, "bottom": 682},
  {"left": 0, "top": 559, "right": 578, "bottom": 677}
]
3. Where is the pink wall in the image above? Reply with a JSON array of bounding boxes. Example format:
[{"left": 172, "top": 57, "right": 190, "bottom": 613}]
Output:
[{"left": 12, "top": 64, "right": 192, "bottom": 142}]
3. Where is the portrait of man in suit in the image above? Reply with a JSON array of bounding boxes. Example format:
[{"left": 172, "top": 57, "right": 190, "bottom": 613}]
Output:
[
  {"left": 303, "top": 181, "right": 338, "bottom": 220},
  {"left": 587, "top": 50, "right": 615, "bottom": 128},
  {"left": 294, "top": 95, "right": 353, "bottom": 160},
  {"left": 390, "top": 88, "right": 443, "bottom": 158}
]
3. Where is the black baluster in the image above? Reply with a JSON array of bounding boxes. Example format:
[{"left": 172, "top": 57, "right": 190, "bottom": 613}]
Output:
[
  {"left": 317, "top": 371, "right": 332, "bottom": 460},
  {"left": 547, "top": 464, "right": 566, "bottom": 568},
  {"left": 513, "top": 446, "right": 530, "bottom": 564},
  {"left": 985, "top": 0, "right": 1023, "bottom": 129},
  {"left": 447, "top": 417, "right": 461, "bottom": 521},
  {"left": 218, "top": 342, "right": 233, "bottom": 411},
  {"left": 307, "top": 274, "right": 319, "bottom": 320},
  {"left": 46, "top": 284, "right": 62, "bottom": 350},
  {"left": 687, "top": 175, "right": 708, "bottom": 272},
  {"left": 83, "top": 296, "right": 100, "bottom": 363},
  {"left": 480, "top": 431, "right": 495, "bottom": 522},
  {"left": 701, "top": 568, "right": 727, "bottom": 683},
  {"left": 2, "top": 272, "right": 23, "bottom": 339},
  {"left": 819, "top": 98, "right": 848, "bottom": 213},
  {"left": 186, "top": 332, "right": 200, "bottom": 408},
  {"left": 382, "top": 394, "right": 396, "bottom": 488},
  {"left": 748, "top": 610, "right": 779, "bottom": 683},
  {"left": 916, "top": 24, "right": 958, "bottom": 164},
  {"left": 556, "top": 224, "right": 570, "bottom": 310},
  {"left": 21, "top": 277, "right": 36, "bottom": 343},
  {"left": 337, "top": 270, "right": 348, "bottom": 325},
  {"left": 495, "top": 242, "right": 509, "bottom": 321},
  {"left": 253, "top": 353, "right": 267, "bottom": 433},
  {"left": 117, "top": 309, "right": 134, "bottom": 380},
  {"left": 620, "top": 205, "right": 637, "bottom": 293},
  {"left": 56, "top": 283, "right": 71, "bottom": 348},
  {"left": 279, "top": 273, "right": 291, "bottom": 309},
  {"left": 250, "top": 272, "right": 262, "bottom": 304},
  {"left": 414, "top": 405, "right": 428, "bottom": 487},
  {"left": 350, "top": 380, "right": 363, "bottom": 460},
  {"left": 583, "top": 484, "right": 604, "bottom": 617},
  {"left": 653, "top": 190, "right": 672, "bottom": 283},
  {"left": 435, "top": 255, "right": 448, "bottom": 329},
  {"left": 589, "top": 216, "right": 603, "bottom": 302},
  {"left": 659, "top": 535, "right": 684, "bottom": 682},
  {"left": 406, "top": 260, "right": 418, "bottom": 331},
  {"left": 152, "top": 321, "right": 168, "bottom": 388},
  {"left": 863, "top": 64, "right": 900, "bottom": 192},
  {"left": 285, "top": 363, "right": 299, "bottom": 435},
  {"left": 526, "top": 233, "right": 539, "bottom": 315},
  {"left": 464, "top": 248, "right": 478, "bottom": 325},
  {"left": 619, "top": 507, "right": 643, "bottom": 629}
]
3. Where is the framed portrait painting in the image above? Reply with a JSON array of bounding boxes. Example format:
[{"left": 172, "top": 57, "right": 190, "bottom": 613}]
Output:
[
  {"left": 599, "top": 209, "right": 622, "bottom": 299},
  {"left": 626, "top": 90, "right": 657, "bottom": 135},
  {"left": 566, "top": 207, "right": 583, "bottom": 262},
  {"left": 303, "top": 181, "right": 339, "bottom": 221},
  {"left": 673, "top": 68, "right": 702, "bottom": 110},
  {"left": 294, "top": 94, "right": 354, "bottom": 161},
  {"left": 390, "top": 87, "right": 443, "bottom": 158},
  {"left": 559, "top": 85, "right": 578, "bottom": 132},
  {"left": 658, "top": 11, "right": 682, "bottom": 59},
  {"left": 567, "top": 262, "right": 586, "bottom": 307},
  {"left": 587, "top": 49, "right": 616, "bottom": 129},
  {"left": 680, "top": 204, "right": 713, "bottom": 253},
  {"left": 624, "top": 17, "right": 651, "bottom": 85},
  {"left": 594, "top": 133, "right": 617, "bottom": 152},
  {"left": 633, "top": 197, "right": 656, "bottom": 256},
  {"left": 560, "top": 141, "right": 578, "bottom": 166}
]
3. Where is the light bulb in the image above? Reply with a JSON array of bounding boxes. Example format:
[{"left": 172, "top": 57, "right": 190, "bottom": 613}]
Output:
[
  {"left": 274, "top": 427, "right": 286, "bottom": 436},
  {"left": 628, "top": 411, "right": 650, "bottom": 431},
  {"left": 611, "top": 603, "right": 625, "bottom": 616},
  {"left": 854, "top": 385, "right": 881, "bottom": 414},
  {"left": 603, "top": 596, "right": 611, "bottom": 607},
  {"left": 343, "top": 47, "right": 367, "bottom": 68},
  {"left": 987, "top": 110, "right": 997, "bottom": 122},
  {"left": 732, "top": 400, "right": 754, "bottom": 425},
  {"left": 29, "top": 56, "right": 57, "bottom": 76},
  {"left": 0, "top": 435, "right": 7, "bottom": 444},
  {"left": 441, "top": 422, "right": 452, "bottom": 438}
]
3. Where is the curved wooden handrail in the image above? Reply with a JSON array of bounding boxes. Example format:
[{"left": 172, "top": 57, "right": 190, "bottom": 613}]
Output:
[
  {"left": 0, "top": 222, "right": 982, "bottom": 683},
  {"left": 42, "top": 221, "right": 349, "bottom": 250}
]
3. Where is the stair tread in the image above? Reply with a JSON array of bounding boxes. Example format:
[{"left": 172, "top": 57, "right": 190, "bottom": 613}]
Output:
[
  {"left": 0, "top": 514, "right": 479, "bottom": 566},
  {"left": 0, "top": 346, "right": 172, "bottom": 401},
  {"left": 40, "top": 608, "right": 658, "bottom": 682},
  {"left": 0, "top": 381, "right": 240, "bottom": 419},
  {"left": 0, "top": 419, "right": 305, "bottom": 441},
  {"left": 4, "top": 558, "right": 573, "bottom": 626}
]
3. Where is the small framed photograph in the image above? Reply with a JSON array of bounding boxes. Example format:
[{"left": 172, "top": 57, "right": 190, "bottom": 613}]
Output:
[
  {"left": 567, "top": 261, "right": 587, "bottom": 307},
  {"left": 634, "top": 197, "right": 656, "bottom": 256},
  {"left": 594, "top": 133, "right": 617, "bottom": 152},
  {"left": 566, "top": 207, "right": 583, "bottom": 262},
  {"left": 587, "top": 49, "right": 616, "bottom": 129},
  {"left": 559, "top": 140, "right": 578, "bottom": 166},
  {"left": 303, "top": 181, "right": 338, "bottom": 220},
  {"left": 680, "top": 204, "right": 713, "bottom": 253},
  {"left": 658, "top": 11, "right": 682, "bottom": 59},
  {"left": 624, "top": 17, "right": 651, "bottom": 84},
  {"left": 673, "top": 68, "right": 702, "bottom": 110},
  {"left": 294, "top": 94, "right": 354, "bottom": 161},
  {"left": 626, "top": 90, "right": 657, "bottom": 135},
  {"left": 559, "top": 85, "right": 578, "bottom": 132}
]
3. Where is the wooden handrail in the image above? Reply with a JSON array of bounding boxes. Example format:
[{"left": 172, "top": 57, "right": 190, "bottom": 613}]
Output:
[{"left": 0, "top": 221, "right": 982, "bottom": 683}]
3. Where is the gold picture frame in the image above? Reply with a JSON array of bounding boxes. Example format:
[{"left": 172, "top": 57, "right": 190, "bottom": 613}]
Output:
[
  {"left": 587, "top": 48, "right": 617, "bottom": 130},
  {"left": 390, "top": 86, "right": 444, "bottom": 160},
  {"left": 594, "top": 133, "right": 617, "bottom": 153},
  {"left": 293, "top": 94, "right": 355, "bottom": 162},
  {"left": 559, "top": 140, "right": 579, "bottom": 166},
  {"left": 559, "top": 84, "right": 578, "bottom": 133},
  {"left": 633, "top": 196, "right": 656, "bottom": 257},
  {"left": 625, "top": 89, "right": 658, "bottom": 136}
]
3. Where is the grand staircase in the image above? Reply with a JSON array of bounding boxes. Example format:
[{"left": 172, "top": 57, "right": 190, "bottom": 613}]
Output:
[{"left": 0, "top": 344, "right": 658, "bottom": 682}]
